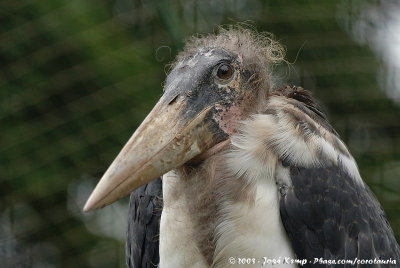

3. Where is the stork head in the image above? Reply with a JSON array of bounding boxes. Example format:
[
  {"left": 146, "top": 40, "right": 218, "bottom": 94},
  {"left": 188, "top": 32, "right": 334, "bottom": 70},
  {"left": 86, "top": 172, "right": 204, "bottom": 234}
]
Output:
[{"left": 84, "top": 27, "right": 285, "bottom": 211}]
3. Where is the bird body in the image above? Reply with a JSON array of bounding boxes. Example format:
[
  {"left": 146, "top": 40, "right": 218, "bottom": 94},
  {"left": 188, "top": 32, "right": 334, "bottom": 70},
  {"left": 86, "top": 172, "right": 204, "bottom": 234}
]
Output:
[
  {"left": 85, "top": 27, "right": 400, "bottom": 267},
  {"left": 159, "top": 156, "right": 295, "bottom": 268},
  {"left": 126, "top": 178, "right": 162, "bottom": 268},
  {"left": 157, "top": 85, "right": 400, "bottom": 267}
]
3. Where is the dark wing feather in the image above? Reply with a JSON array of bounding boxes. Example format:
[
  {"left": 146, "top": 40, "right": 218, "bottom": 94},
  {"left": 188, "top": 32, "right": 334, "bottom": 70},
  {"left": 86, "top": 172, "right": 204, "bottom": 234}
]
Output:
[
  {"left": 126, "top": 178, "right": 162, "bottom": 268},
  {"left": 280, "top": 165, "right": 400, "bottom": 267}
]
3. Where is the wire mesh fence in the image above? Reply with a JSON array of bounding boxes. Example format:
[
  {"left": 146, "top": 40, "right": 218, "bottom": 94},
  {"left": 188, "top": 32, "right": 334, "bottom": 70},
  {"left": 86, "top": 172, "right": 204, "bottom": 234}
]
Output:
[{"left": 1, "top": 0, "right": 400, "bottom": 267}]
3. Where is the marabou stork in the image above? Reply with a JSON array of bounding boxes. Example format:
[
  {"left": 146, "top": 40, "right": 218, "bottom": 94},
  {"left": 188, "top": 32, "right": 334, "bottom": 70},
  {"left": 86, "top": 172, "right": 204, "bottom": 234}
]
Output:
[{"left": 84, "top": 28, "right": 400, "bottom": 267}]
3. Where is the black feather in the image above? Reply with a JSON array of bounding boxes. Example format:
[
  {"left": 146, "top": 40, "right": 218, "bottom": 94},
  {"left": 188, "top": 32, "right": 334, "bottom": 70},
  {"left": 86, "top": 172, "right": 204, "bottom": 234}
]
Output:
[
  {"left": 280, "top": 165, "right": 400, "bottom": 267},
  {"left": 126, "top": 178, "right": 162, "bottom": 268}
]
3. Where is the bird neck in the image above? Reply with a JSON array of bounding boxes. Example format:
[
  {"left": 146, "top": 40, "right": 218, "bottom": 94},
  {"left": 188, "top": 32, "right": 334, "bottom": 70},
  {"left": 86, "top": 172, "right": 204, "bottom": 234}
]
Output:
[{"left": 159, "top": 129, "right": 295, "bottom": 267}]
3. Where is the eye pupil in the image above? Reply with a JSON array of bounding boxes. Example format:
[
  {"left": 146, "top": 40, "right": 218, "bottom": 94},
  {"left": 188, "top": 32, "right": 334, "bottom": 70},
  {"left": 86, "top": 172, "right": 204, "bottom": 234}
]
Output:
[{"left": 217, "top": 64, "right": 233, "bottom": 80}]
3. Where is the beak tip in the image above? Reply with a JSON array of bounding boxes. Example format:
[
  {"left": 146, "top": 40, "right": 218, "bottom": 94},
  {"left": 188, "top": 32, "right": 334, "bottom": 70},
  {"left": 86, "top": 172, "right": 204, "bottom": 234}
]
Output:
[
  {"left": 83, "top": 193, "right": 100, "bottom": 212},
  {"left": 83, "top": 199, "right": 93, "bottom": 212},
  {"left": 82, "top": 202, "right": 92, "bottom": 212}
]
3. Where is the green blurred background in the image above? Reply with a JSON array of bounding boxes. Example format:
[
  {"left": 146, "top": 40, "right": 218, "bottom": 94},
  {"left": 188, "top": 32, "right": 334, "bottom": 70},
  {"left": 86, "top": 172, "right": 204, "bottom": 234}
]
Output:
[{"left": 1, "top": 0, "right": 400, "bottom": 267}]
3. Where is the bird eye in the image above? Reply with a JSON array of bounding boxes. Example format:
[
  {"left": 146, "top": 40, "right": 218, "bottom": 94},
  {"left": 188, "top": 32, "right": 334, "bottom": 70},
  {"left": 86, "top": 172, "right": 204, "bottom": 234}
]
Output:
[{"left": 215, "top": 64, "right": 234, "bottom": 83}]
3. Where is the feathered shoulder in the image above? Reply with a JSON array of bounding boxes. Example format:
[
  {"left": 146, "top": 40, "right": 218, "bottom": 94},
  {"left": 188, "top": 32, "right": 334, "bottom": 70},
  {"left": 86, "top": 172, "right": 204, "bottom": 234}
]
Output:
[{"left": 271, "top": 85, "right": 339, "bottom": 136}]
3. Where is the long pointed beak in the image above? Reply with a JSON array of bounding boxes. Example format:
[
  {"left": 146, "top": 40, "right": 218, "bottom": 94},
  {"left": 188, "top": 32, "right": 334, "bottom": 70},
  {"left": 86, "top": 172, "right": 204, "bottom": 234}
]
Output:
[{"left": 83, "top": 95, "right": 222, "bottom": 211}]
